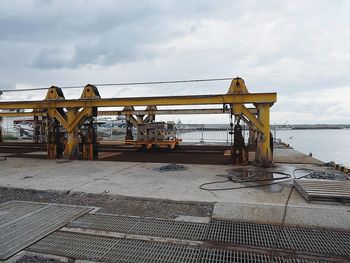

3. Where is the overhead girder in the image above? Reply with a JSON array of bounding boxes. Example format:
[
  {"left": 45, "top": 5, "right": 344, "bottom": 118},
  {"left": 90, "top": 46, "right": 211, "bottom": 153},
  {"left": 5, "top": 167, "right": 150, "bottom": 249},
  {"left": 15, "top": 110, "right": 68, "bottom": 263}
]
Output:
[
  {"left": 0, "top": 108, "right": 259, "bottom": 117},
  {"left": 0, "top": 93, "right": 276, "bottom": 110},
  {"left": 0, "top": 77, "right": 276, "bottom": 166}
]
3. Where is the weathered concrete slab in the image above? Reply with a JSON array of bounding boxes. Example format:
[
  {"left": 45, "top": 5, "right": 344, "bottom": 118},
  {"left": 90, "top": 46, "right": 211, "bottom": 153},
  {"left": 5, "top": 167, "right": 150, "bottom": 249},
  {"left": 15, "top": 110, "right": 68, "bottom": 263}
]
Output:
[
  {"left": 0, "top": 149, "right": 347, "bottom": 228},
  {"left": 21, "top": 151, "right": 47, "bottom": 155},
  {"left": 273, "top": 148, "right": 323, "bottom": 164},
  {"left": 213, "top": 201, "right": 350, "bottom": 229}
]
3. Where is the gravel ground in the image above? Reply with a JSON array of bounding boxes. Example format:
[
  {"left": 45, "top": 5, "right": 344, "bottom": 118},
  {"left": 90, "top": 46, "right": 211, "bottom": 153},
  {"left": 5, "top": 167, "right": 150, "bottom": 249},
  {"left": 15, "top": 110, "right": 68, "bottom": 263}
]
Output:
[{"left": 0, "top": 187, "right": 213, "bottom": 219}]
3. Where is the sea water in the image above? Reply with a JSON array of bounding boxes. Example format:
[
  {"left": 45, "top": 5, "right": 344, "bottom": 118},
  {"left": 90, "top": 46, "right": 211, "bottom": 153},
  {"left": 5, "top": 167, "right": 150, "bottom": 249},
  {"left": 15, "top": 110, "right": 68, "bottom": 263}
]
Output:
[{"left": 276, "top": 129, "right": 350, "bottom": 167}]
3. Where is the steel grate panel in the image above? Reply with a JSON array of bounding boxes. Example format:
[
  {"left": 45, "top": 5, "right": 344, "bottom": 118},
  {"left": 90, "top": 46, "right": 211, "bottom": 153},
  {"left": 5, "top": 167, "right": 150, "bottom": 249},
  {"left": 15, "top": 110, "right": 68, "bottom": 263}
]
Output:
[
  {"left": 29, "top": 231, "right": 200, "bottom": 263},
  {"left": 327, "top": 230, "right": 350, "bottom": 256},
  {"left": 207, "top": 219, "right": 350, "bottom": 257},
  {"left": 28, "top": 231, "right": 331, "bottom": 263},
  {"left": 129, "top": 217, "right": 207, "bottom": 240},
  {"left": 28, "top": 231, "right": 119, "bottom": 262},
  {"left": 103, "top": 238, "right": 200, "bottom": 263},
  {"left": 68, "top": 213, "right": 140, "bottom": 233},
  {"left": 207, "top": 220, "right": 290, "bottom": 249},
  {"left": 0, "top": 201, "right": 91, "bottom": 260},
  {"left": 0, "top": 202, "right": 44, "bottom": 225},
  {"left": 69, "top": 214, "right": 350, "bottom": 258},
  {"left": 283, "top": 227, "right": 350, "bottom": 257},
  {"left": 199, "top": 247, "right": 331, "bottom": 263},
  {"left": 68, "top": 213, "right": 208, "bottom": 241}
]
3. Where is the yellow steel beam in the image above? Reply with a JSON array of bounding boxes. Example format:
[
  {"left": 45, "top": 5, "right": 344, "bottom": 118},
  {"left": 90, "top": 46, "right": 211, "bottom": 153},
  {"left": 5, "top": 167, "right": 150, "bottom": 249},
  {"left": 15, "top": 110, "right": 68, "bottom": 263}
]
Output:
[
  {"left": 0, "top": 111, "right": 47, "bottom": 117},
  {"left": 67, "top": 108, "right": 92, "bottom": 133},
  {"left": 0, "top": 108, "right": 259, "bottom": 117},
  {"left": 0, "top": 93, "right": 276, "bottom": 110},
  {"left": 50, "top": 109, "right": 68, "bottom": 131},
  {"left": 98, "top": 108, "right": 233, "bottom": 116},
  {"left": 257, "top": 103, "right": 272, "bottom": 165},
  {"left": 241, "top": 106, "right": 264, "bottom": 133}
]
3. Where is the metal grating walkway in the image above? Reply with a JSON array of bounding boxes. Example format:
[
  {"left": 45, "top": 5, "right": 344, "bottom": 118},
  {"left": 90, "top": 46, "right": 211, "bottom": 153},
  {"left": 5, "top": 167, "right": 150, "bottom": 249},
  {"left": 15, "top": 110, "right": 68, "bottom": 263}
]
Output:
[
  {"left": 68, "top": 213, "right": 208, "bottom": 241},
  {"left": 28, "top": 231, "right": 331, "bottom": 263},
  {"left": 68, "top": 213, "right": 350, "bottom": 258},
  {"left": 0, "top": 201, "right": 91, "bottom": 260},
  {"left": 28, "top": 231, "right": 200, "bottom": 263},
  {"left": 198, "top": 247, "right": 329, "bottom": 263},
  {"left": 207, "top": 219, "right": 350, "bottom": 258}
]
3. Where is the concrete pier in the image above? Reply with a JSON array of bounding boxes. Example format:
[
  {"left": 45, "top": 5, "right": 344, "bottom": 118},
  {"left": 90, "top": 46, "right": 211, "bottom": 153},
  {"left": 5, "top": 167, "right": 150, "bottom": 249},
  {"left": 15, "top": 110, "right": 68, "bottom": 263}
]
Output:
[{"left": 0, "top": 147, "right": 348, "bottom": 229}]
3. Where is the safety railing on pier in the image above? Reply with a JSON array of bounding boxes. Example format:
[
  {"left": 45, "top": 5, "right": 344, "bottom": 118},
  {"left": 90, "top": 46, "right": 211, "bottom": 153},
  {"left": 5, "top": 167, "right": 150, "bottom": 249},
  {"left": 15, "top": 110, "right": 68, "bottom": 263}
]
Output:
[{"left": 1, "top": 127, "right": 251, "bottom": 144}]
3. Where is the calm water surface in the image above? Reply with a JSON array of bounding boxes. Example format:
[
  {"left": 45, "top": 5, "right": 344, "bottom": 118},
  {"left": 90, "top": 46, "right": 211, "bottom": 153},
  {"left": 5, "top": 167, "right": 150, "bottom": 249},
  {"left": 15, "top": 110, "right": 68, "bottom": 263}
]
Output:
[{"left": 275, "top": 129, "right": 350, "bottom": 167}]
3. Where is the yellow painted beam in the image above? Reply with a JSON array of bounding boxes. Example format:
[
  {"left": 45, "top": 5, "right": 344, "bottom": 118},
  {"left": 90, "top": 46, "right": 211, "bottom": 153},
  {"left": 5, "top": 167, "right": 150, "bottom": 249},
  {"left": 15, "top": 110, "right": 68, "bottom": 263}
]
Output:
[
  {"left": 50, "top": 109, "right": 68, "bottom": 131},
  {"left": 0, "top": 93, "right": 276, "bottom": 110},
  {"left": 67, "top": 108, "right": 92, "bottom": 133},
  {"left": 0, "top": 111, "right": 46, "bottom": 117},
  {"left": 258, "top": 104, "right": 272, "bottom": 165},
  {"left": 0, "top": 108, "right": 259, "bottom": 117},
  {"left": 241, "top": 106, "right": 264, "bottom": 133}
]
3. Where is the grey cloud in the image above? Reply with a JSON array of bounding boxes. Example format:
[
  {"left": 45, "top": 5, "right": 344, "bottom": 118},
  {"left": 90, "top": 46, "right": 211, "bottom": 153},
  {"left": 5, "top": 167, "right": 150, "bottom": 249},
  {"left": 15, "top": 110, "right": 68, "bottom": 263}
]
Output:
[
  {"left": 1, "top": 1, "right": 226, "bottom": 69},
  {"left": 32, "top": 46, "right": 73, "bottom": 69},
  {"left": 1, "top": 0, "right": 350, "bottom": 123}
]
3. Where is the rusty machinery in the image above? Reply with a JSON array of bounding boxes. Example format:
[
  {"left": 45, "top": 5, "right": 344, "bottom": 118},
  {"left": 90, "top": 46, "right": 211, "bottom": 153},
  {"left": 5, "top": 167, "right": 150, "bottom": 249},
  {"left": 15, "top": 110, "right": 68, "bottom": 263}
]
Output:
[
  {"left": 126, "top": 121, "right": 181, "bottom": 150},
  {"left": 0, "top": 77, "right": 276, "bottom": 166}
]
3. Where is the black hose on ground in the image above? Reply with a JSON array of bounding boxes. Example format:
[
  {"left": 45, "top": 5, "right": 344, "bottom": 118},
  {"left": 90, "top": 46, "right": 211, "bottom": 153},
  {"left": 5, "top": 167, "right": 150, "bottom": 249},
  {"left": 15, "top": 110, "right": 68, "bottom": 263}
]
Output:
[
  {"left": 198, "top": 168, "right": 319, "bottom": 192},
  {"left": 198, "top": 171, "right": 292, "bottom": 192}
]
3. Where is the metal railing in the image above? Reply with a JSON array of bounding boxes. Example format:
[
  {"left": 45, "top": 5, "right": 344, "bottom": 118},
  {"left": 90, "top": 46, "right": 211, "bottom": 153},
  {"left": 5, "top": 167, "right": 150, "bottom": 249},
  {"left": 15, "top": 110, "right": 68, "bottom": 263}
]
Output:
[
  {"left": 177, "top": 128, "right": 232, "bottom": 143},
  {"left": 1, "top": 127, "right": 250, "bottom": 144}
]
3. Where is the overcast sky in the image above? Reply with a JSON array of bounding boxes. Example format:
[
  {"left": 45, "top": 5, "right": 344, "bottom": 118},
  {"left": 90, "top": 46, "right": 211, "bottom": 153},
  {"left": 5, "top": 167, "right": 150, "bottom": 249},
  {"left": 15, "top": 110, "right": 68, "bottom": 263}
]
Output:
[{"left": 0, "top": 0, "right": 349, "bottom": 124}]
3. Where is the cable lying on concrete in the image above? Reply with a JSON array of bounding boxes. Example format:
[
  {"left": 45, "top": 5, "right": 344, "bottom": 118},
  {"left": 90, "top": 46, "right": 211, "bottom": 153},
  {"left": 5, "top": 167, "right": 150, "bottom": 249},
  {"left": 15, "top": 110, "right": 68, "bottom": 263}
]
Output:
[
  {"left": 199, "top": 171, "right": 291, "bottom": 192},
  {"left": 199, "top": 168, "right": 346, "bottom": 193}
]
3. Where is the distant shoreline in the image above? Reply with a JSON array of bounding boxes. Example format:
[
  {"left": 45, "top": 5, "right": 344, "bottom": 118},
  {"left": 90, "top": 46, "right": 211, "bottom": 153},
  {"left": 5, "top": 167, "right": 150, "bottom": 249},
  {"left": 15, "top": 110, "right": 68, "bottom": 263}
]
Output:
[{"left": 291, "top": 126, "right": 344, "bottom": 130}]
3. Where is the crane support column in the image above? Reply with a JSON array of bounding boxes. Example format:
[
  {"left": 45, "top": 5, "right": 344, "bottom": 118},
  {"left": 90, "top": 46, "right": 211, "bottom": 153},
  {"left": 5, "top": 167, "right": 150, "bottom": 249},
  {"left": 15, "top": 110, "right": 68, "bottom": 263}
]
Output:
[
  {"left": 256, "top": 104, "right": 272, "bottom": 167},
  {"left": 64, "top": 108, "right": 79, "bottom": 158},
  {"left": 33, "top": 115, "right": 40, "bottom": 143}
]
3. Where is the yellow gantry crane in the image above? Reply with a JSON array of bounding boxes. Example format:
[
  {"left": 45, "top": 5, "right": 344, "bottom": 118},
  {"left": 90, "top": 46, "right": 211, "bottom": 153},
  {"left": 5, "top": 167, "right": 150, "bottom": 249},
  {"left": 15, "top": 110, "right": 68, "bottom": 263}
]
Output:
[{"left": 0, "top": 77, "right": 277, "bottom": 166}]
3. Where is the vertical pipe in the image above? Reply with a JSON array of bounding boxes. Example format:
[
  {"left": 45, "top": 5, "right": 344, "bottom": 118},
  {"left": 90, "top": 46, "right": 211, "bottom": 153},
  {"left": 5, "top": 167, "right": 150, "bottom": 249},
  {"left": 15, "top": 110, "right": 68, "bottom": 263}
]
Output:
[
  {"left": 33, "top": 115, "right": 39, "bottom": 143},
  {"left": 200, "top": 126, "right": 204, "bottom": 143},
  {"left": 226, "top": 128, "right": 229, "bottom": 144}
]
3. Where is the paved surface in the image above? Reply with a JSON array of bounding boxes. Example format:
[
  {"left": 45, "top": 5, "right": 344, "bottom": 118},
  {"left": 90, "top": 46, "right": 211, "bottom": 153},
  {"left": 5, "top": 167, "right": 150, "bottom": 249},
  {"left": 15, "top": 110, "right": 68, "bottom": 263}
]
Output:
[
  {"left": 273, "top": 148, "right": 323, "bottom": 164},
  {"left": 0, "top": 153, "right": 349, "bottom": 229}
]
